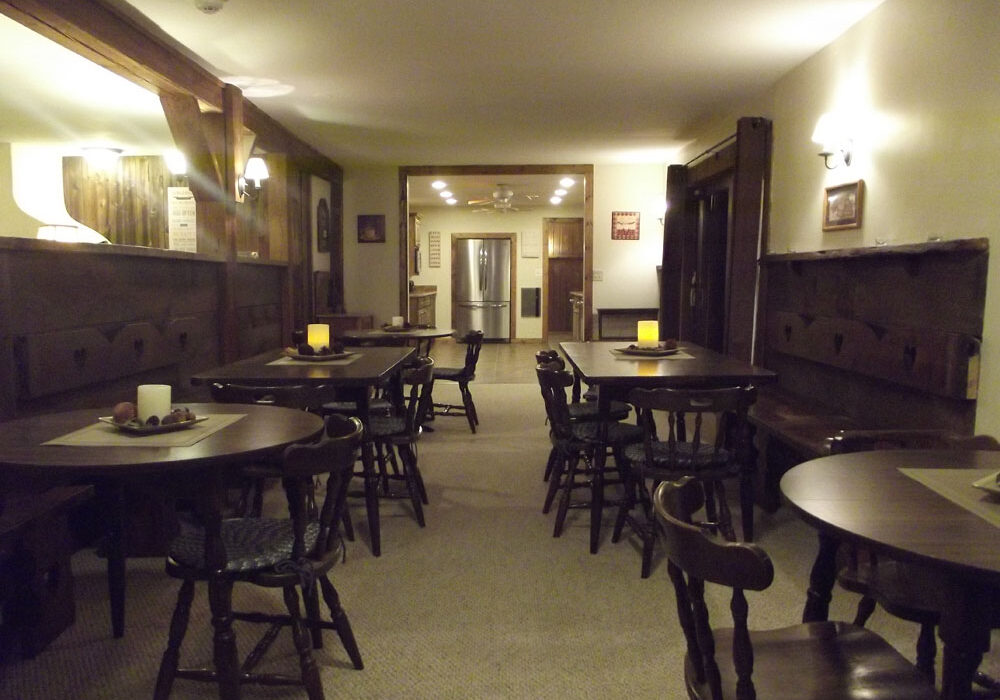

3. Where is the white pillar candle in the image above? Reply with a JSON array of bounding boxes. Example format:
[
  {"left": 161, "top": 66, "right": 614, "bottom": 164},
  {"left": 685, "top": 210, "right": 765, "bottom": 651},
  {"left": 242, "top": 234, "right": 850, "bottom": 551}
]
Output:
[
  {"left": 137, "top": 384, "right": 171, "bottom": 423},
  {"left": 636, "top": 320, "right": 659, "bottom": 348},
  {"left": 307, "top": 323, "right": 330, "bottom": 350},
  {"left": 391, "top": 315, "right": 404, "bottom": 327}
]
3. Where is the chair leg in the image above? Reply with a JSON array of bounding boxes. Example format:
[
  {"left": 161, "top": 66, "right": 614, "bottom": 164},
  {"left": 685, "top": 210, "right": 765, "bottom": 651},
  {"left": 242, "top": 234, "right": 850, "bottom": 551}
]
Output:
[
  {"left": 319, "top": 575, "right": 364, "bottom": 670},
  {"left": 460, "top": 381, "right": 478, "bottom": 431},
  {"left": 282, "top": 585, "right": 325, "bottom": 700},
  {"left": 154, "top": 579, "right": 195, "bottom": 700},
  {"left": 915, "top": 622, "right": 937, "bottom": 684},
  {"left": 341, "top": 509, "right": 355, "bottom": 542},
  {"left": 553, "top": 453, "right": 580, "bottom": 537},
  {"left": 398, "top": 444, "right": 425, "bottom": 527},
  {"left": 304, "top": 583, "right": 324, "bottom": 649},
  {"left": 543, "top": 445, "right": 558, "bottom": 482},
  {"left": 543, "top": 448, "right": 568, "bottom": 514},
  {"left": 853, "top": 595, "right": 877, "bottom": 626}
]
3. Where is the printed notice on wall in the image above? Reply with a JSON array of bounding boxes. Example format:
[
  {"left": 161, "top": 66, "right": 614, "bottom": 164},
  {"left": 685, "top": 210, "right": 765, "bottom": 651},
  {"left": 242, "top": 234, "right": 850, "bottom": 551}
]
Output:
[
  {"left": 167, "top": 187, "right": 197, "bottom": 252},
  {"left": 428, "top": 230, "right": 441, "bottom": 267}
]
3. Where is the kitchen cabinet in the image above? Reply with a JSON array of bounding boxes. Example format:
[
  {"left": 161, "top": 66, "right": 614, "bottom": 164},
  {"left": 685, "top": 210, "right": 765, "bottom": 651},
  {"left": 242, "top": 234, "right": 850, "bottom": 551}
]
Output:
[{"left": 409, "top": 287, "right": 436, "bottom": 326}]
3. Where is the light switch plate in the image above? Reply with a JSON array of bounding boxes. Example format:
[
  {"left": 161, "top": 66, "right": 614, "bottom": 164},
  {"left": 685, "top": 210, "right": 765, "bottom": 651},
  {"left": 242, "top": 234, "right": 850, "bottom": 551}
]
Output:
[{"left": 592, "top": 270, "right": 604, "bottom": 281}]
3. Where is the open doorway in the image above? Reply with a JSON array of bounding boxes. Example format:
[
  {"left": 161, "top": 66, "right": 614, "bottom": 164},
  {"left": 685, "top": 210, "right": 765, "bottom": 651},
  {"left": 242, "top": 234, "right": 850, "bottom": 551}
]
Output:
[{"left": 398, "top": 165, "right": 594, "bottom": 340}]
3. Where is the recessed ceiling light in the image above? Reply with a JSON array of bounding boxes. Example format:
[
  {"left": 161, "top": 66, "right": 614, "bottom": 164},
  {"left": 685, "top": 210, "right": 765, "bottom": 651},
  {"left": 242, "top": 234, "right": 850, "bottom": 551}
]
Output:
[
  {"left": 431, "top": 180, "right": 447, "bottom": 190},
  {"left": 554, "top": 188, "right": 567, "bottom": 196},
  {"left": 550, "top": 196, "right": 563, "bottom": 205},
  {"left": 559, "top": 177, "right": 575, "bottom": 188},
  {"left": 440, "top": 190, "right": 452, "bottom": 198},
  {"left": 446, "top": 198, "right": 457, "bottom": 205}
]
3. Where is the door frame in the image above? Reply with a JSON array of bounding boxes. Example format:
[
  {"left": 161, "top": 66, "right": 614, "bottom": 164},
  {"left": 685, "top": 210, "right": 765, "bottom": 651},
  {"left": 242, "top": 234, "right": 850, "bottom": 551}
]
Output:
[
  {"left": 399, "top": 164, "right": 594, "bottom": 339},
  {"left": 541, "top": 217, "right": 584, "bottom": 338},
  {"left": 660, "top": 117, "right": 771, "bottom": 362},
  {"left": 450, "top": 232, "right": 517, "bottom": 339}
]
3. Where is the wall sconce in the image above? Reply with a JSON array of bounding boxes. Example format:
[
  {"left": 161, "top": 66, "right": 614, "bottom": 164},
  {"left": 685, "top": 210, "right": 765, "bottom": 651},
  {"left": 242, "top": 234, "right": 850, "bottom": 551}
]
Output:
[
  {"left": 812, "top": 113, "right": 853, "bottom": 170},
  {"left": 238, "top": 155, "right": 269, "bottom": 200}
]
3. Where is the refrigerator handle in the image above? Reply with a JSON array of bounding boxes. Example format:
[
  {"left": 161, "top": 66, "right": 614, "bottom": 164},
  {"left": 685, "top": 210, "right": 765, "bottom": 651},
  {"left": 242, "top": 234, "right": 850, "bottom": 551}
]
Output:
[{"left": 479, "top": 245, "right": 487, "bottom": 294}]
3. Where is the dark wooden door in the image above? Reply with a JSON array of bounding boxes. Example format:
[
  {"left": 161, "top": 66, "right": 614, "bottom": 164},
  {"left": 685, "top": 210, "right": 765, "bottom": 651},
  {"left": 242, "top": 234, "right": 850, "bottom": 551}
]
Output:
[
  {"left": 544, "top": 218, "right": 583, "bottom": 334},
  {"left": 687, "top": 184, "right": 730, "bottom": 352}
]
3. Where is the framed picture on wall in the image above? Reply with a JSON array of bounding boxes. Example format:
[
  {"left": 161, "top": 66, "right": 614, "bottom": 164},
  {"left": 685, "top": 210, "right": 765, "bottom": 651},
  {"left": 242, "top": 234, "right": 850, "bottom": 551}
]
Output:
[
  {"left": 822, "top": 180, "right": 864, "bottom": 231},
  {"left": 611, "top": 211, "right": 640, "bottom": 240},
  {"left": 357, "top": 214, "right": 385, "bottom": 243}
]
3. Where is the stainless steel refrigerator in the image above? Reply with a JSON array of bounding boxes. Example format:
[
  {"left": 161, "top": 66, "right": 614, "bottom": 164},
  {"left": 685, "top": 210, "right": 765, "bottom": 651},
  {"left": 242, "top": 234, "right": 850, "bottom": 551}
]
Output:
[{"left": 453, "top": 238, "right": 511, "bottom": 340}]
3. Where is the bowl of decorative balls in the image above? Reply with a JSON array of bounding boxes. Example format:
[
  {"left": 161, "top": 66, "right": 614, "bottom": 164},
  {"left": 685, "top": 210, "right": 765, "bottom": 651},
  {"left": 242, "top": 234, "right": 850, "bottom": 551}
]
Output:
[
  {"left": 99, "top": 403, "right": 206, "bottom": 434},
  {"left": 283, "top": 342, "right": 351, "bottom": 361}
]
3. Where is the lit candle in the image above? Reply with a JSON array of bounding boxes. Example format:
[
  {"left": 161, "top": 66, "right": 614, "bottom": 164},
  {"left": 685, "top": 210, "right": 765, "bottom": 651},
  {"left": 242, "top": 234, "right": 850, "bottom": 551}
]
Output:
[
  {"left": 137, "top": 384, "right": 171, "bottom": 423},
  {"left": 636, "top": 320, "right": 659, "bottom": 348},
  {"left": 307, "top": 323, "right": 330, "bottom": 350},
  {"left": 391, "top": 315, "right": 404, "bottom": 327}
]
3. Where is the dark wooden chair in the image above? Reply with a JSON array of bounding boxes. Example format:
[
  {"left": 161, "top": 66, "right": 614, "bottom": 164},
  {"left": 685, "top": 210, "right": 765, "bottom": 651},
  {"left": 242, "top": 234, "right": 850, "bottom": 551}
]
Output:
[
  {"left": 209, "top": 382, "right": 336, "bottom": 519},
  {"left": 431, "top": 330, "right": 483, "bottom": 432},
  {"left": 653, "top": 476, "right": 937, "bottom": 700},
  {"left": 612, "top": 385, "right": 757, "bottom": 578},
  {"left": 535, "top": 362, "right": 641, "bottom": 552},
  {"left": 154, "top": 414, "right": 365, "bottom": 700},
  {"left": 533, "top": 350, "right": 631, "bottom": 482},
  {"left": 828, "top": 428, "right": 1000, "bottom": 690},
  {"left": 363, "top": 356, "right": 434, "bottom": 527}
]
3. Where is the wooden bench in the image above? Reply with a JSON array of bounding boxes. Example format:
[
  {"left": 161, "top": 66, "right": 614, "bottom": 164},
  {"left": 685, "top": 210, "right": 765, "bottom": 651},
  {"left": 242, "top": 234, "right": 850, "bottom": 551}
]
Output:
[
  {"left": 750, "top": 239, "right": 987, "bottom": 510},
  {"left": 0, "top": 485, "right": 94, "bottom": 658}
]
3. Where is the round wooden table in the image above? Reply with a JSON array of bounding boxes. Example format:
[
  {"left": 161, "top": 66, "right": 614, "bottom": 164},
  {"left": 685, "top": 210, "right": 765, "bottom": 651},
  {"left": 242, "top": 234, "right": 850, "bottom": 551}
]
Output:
[
  {"left": 781, "top": 449, "right": 1000, "bottom": 700},
  {"left": 340, "top": 327, "right": 454, "bottom": 356},
  {"left": 0, "top": 403, "right": 323, "bottom": 697}
]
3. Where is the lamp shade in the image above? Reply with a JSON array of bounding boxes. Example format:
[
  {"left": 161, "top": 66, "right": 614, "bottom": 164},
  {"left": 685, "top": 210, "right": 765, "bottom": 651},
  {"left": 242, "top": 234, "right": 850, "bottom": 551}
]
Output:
[{"left": 243, "top": 156, "right": 269, "bottom": 186}]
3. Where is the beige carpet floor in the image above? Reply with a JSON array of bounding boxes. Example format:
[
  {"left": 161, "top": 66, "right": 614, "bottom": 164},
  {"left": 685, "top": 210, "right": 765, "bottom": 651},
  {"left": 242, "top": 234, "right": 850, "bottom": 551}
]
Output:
[{"left": 1, "top": 378, "right": 996, "bottom": 698}]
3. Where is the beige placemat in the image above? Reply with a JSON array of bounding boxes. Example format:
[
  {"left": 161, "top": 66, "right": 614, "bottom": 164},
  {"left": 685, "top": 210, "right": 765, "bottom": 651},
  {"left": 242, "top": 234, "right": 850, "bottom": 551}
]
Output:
[
  {"left": 268, "top": 354, "right": 362, "bottom": 367},
  {"left": 900, "top": 467, "right": 1000, "bottom": 528},
  {"left": 610, "top": 349, "right": 694, "bottom": 361},
  {"left": 43, "top": 413, "right": 247, "bottom": 448}
]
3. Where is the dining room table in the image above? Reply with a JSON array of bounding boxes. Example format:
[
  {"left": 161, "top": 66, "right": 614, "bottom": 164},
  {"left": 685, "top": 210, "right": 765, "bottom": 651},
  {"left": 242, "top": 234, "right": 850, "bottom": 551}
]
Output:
[
  {"left": 339, "top": 325, "right": 455, "bottom": 357},
  {"left": 781, "top": 449, "right": 1000, "bottom": 700},
  {"left": 558, "top": 340, "right": 777, "bottom": 552},
  {"left": 191, "top": 345, "right": 416, "bottom": 557},
  {"left": 0, "top": 401, "right": 324, "bottom": 695}
]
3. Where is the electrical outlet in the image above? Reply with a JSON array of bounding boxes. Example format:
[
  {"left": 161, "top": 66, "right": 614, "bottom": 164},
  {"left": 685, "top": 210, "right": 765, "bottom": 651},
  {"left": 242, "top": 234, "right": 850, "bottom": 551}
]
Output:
[{"left": 592, "top": 270, "right": 603, "bottom": 281}]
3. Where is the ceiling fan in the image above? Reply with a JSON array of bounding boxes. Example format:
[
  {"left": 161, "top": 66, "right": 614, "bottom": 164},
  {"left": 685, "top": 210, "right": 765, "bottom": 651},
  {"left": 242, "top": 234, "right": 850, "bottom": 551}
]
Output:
[{"left": 467, "top": 184, "right": 539, "bottom": 212}]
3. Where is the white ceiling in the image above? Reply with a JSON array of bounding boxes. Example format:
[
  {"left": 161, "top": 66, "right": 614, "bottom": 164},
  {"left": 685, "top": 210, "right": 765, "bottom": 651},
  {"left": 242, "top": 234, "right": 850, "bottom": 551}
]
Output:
[
  {"left": 4, "top": 0, "right": 883, "bottom": 169},
  {"left": 0, "top": 1, "right": 884, "bottom": 211}
]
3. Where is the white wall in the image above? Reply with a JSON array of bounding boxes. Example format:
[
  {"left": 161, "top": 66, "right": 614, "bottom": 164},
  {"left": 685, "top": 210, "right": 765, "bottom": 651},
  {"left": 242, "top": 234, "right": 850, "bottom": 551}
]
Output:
[
  {"left": 342, "top": 165, "right": 400, "bottom": 325},
  {"left": 591, "top": 163, "right": 667, "bottom": 311},
  {"left": 675, "top": 0, "right": 1000, "bottom": 434},
  {"left": 342, "top": 164, "right": 668, "bottom": 338},
  {"left": 0, "top": 143, "right": 42, "bottom": 237}
]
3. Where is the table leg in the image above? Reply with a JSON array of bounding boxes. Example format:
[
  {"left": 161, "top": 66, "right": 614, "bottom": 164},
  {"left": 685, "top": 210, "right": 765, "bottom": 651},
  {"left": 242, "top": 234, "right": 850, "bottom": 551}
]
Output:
[
  {"left": 802, "top": 531, "right": 839, "bottom": 623},
  {"left": 96, "top": 480, "right": 126, "bottom": 638},
  {"left": 589, "top": 390, "right": 610, "bottom": 555},
  {"left": 357, "top": 391, "right": 382, "bottom": 557},
  {"left": 938, "top": 580, "right": 993, "bottom": 700}
]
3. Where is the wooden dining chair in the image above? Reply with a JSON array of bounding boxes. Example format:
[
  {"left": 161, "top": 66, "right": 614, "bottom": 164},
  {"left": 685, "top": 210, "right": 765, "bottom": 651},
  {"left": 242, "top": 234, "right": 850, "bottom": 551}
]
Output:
[
  {"left": 613, "top": 385, "right": 757, "bottom": 578},
  {"left": 431, "top": 330, "right": 483, "bottom": 432},
  {"left": 828, "top": 428, "right": 1000, "bottom": 689},
  {"left": 653, "top": 476, "right": 938, "bottom": 700},
  {"left": 209, "top": 382, "right": 336, "bottom": 518},
  {"left": 535, "top": 361, "right": 641, "bottom": 551},
  {"left": 153, "top": 414, "right": 364, "bottom": 700},
  {"left": 363, "top": 356, "right": 435, "bottom": 527}
]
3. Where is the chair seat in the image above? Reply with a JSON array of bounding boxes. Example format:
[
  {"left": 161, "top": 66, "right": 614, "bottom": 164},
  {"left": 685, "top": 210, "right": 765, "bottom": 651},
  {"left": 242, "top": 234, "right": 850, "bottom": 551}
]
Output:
[
  {"left": 433, "top": 366, "right": 470, "bottom": 381},
  {"left": 570, "top": 421, "right": 643, "bottom": 445},
  {"left": 566, "top": 400, "right": 631, "bottom": 422},
  {"left": 692, "top": 621, "right": 937, "bottom": 700},
  {"left": 367, "top": 414, "right": 407, "bottom": 438},
  {"left": 623, "top": 441, "right": 733, "bottom": 472},
  {"left": 168, "top": 518, "right": 319, "bottom": 573}
]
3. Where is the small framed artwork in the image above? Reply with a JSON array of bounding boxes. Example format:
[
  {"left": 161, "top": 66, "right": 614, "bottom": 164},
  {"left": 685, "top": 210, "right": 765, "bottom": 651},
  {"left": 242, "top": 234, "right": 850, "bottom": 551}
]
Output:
[
  {"left": 822, "top": 180, "right": 864, "bottom": 231},
  {"left": 357, "top": 214, "right": 385, "bottom": 243},
  {"left": 611, "top": 211, "right": 640, "bottom": 240}
]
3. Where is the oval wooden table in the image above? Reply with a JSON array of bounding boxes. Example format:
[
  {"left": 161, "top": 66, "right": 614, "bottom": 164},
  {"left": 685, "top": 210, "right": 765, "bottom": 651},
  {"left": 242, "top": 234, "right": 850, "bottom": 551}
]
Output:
[
  {"left": 0, "top": 403, "right": 323, "bottom": 699},
  {"left": 781, "top": 449, "right": 1000, "bottom": 700}
]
